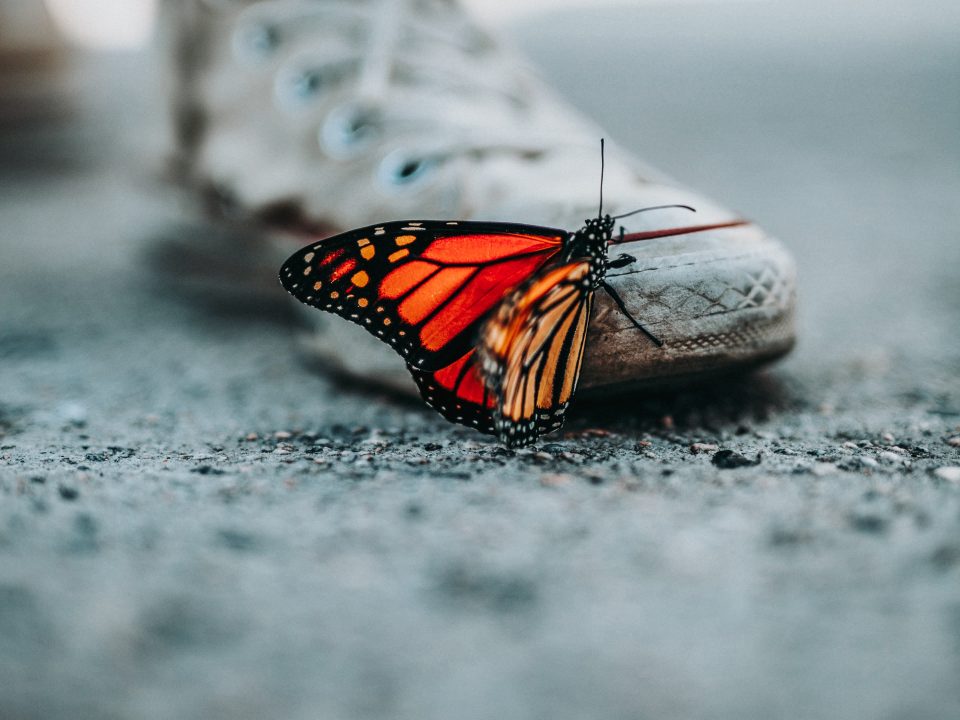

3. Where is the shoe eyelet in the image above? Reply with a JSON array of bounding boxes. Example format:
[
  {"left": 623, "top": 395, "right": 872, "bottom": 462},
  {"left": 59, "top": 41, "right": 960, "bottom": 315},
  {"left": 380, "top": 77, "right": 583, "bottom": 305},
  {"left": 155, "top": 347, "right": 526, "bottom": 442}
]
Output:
[
  {"left": 377, "top": 150, "right": 439, "bottom": 192},
  {"left": 232, "top": 22, "right": 281, "bottom": 64},
  {"left": 275, "top": 67, "right": 326, "bottom": 109},
  {"left": 320, "top": 104, "right": 381, "bottom": 159}
]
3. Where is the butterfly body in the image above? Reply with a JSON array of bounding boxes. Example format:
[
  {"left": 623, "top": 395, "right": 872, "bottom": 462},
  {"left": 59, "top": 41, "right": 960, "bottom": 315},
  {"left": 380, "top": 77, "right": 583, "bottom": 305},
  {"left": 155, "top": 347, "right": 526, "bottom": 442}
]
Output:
[{"left": 559, "top": 215, "right": 616, "bottom": 270}]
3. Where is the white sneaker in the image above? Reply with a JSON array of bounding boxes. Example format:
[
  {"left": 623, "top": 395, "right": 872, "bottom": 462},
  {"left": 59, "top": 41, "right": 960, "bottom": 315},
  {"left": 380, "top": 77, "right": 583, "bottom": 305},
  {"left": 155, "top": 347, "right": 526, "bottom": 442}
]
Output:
[{"left": 162, "top": 0, "right": 796, "bottom": 393}]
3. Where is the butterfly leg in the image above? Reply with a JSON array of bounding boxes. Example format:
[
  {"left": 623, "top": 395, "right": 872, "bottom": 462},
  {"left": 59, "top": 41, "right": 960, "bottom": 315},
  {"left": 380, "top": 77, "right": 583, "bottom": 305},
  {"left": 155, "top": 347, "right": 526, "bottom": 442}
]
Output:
[
  {"left": 601, "top": 281, "right": 664, "bottom": 347},
  {"left": 606, "top": 253, "right": 636, "bottom": 269}
]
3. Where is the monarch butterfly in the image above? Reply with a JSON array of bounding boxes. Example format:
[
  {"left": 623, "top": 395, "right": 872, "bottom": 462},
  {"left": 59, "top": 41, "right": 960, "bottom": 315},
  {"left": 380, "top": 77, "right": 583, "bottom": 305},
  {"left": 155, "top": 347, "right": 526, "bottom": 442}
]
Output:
[{"left": 279, "top": 144, "right": 746, "bottom": 446}]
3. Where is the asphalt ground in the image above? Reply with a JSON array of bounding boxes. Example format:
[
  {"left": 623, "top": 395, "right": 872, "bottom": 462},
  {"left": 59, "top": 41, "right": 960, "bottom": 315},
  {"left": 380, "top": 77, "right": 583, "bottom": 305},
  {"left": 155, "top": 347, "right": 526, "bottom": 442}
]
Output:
[{"left": 1, "top": 1, "right": 959, "bottom": 718}]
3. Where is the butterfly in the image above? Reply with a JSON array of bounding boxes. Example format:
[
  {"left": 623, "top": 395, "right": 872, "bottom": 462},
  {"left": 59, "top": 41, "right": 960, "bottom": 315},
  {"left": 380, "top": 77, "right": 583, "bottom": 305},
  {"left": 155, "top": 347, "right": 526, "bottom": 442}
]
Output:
[{"left": 279, "top": 145, "right": 746, "bottom": 446}]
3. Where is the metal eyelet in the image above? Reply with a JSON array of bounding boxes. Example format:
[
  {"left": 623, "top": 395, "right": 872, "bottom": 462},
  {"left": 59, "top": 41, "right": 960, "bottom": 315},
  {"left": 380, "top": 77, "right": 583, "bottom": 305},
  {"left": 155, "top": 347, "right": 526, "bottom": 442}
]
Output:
[
  {"left": 319, "top": 104, "right": 381, "bottom": 159},
  {"left": 376, "top": 150, "right": 438, "bottom": 192},
  {"left": 232, "top": 21, "right": 280, "bottom": 64},
  {"left": 275, "top": 66, "right": 325, "bottom": 109}
]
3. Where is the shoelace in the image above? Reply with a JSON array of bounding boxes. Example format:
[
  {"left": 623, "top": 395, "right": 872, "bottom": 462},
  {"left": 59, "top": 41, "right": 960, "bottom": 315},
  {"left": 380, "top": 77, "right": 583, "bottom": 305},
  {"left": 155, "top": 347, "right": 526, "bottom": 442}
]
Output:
[{"left": 207, "top": 0, "right": 595, "bottom": 197}]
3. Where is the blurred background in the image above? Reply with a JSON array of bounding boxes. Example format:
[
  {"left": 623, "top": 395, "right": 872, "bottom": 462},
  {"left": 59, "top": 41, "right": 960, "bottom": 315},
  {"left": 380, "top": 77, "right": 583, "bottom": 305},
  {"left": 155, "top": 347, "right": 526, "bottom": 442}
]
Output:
[
  {"left": 3, "top": 0, "right": 958, "bottom": 363},
  {"left": 1, "top": 1, "right": 959, "bottom": 719}
]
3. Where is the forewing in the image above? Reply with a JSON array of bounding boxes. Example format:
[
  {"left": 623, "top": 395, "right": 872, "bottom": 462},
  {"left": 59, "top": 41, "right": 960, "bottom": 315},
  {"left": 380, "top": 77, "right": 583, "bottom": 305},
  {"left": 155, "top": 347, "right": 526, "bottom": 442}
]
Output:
[
  {"left": 479, "top": 260, "right": 595, "bottom": 447},
  {"left": 279, "top": 220, "right": 564, "bottom": 370}
]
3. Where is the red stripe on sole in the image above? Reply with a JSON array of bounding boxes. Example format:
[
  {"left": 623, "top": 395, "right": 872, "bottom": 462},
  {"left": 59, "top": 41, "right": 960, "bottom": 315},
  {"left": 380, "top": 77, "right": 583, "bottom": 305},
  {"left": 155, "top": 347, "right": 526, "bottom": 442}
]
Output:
[{"left": 615, "top": 220, "right": 751, "bottom": 245}]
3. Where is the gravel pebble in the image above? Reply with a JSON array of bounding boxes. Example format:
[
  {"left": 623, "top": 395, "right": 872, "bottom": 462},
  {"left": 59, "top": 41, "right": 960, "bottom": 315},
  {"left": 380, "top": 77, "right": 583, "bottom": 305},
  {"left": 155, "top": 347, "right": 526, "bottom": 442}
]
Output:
[
  {"left": 57, "top": 402, "right": 88, "bottom": 427},
  {"left": 712, "top": 450, "right": 761, "bottom": 469},
  {"left": 933, "top": 467, "right": 960, "bottom": 483}
]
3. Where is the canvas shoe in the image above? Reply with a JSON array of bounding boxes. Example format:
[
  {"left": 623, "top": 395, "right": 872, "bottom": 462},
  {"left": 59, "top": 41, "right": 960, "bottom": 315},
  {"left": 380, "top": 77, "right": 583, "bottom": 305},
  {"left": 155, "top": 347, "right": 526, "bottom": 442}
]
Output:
[{"left": 161, "top": 0, "right": 796, "bottom": 394}]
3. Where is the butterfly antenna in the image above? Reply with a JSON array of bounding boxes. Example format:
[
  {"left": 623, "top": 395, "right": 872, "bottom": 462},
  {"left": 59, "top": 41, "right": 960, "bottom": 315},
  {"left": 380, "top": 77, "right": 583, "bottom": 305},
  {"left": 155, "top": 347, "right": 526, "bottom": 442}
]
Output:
[
  {"left": 598, "top": 138, "right": 605, "bottom": 220},
  {"left": 611, "top": 204, "right": 697, "bottom": 221}
]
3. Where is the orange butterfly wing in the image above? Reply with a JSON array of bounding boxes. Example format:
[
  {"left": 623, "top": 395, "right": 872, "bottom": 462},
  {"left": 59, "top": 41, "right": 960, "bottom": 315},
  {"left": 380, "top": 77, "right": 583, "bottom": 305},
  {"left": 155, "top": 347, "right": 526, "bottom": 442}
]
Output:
[
  {"left": 409, "top": 350, "right": 496, "bottom": 433},
  {"left": 479, "top": 260, "right": 596, "bottom": 447},
  {"left": 280, "top": 220, "right": 564, "bottom": 371}
]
